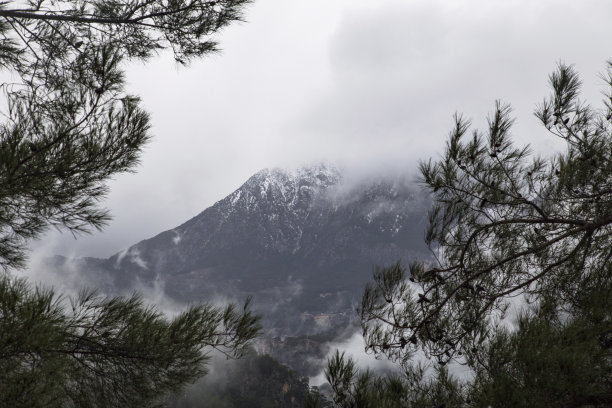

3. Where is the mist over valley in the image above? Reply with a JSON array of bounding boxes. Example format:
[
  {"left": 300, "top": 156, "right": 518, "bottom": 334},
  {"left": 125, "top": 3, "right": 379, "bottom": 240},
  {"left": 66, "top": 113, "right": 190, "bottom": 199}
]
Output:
[{"left": 37, "top": 164, "right": 430, "bottom": 385}]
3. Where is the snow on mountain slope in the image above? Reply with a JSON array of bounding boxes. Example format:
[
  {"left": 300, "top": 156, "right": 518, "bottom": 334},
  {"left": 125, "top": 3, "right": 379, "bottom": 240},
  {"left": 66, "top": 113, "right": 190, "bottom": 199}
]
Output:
[{"left": 50, "top": 164, "right": 431, "bottom": 334}]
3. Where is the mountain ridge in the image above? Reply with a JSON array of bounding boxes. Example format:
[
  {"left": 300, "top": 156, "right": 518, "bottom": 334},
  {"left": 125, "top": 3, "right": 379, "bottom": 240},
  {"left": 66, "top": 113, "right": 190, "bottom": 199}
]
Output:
[{"left": 49, "top": 164, "right": 431, "bottom": 335}]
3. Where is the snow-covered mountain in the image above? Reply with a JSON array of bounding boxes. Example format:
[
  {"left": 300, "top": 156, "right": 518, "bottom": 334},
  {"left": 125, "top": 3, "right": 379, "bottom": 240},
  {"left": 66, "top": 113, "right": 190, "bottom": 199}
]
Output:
[{"left": 51, "top": 164, "right": 431, "bottom": 334}]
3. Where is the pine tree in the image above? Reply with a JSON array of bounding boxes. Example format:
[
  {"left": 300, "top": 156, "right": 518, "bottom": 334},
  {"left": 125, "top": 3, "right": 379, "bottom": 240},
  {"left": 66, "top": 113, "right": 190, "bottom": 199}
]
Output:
[
  {"left": 0, "top": 1, "right": 261, "bottom": 406},
  {"left": 325, "top": 278, "right": 611, "bottom": 407},
  {"left": 467, "top": 277, "right": 611, "bottom": 407},
  {"left": 361, "top": 61, "right": 612, "bottom": 365},
  {"left": 324, "top": 62, "right": 612, "bottom": 407},
  {"left": 0, "top": 0, "right": 252, "bottom": 269},
  {"left": 0, "top": 275, "right": 260, "bottom": 407}
]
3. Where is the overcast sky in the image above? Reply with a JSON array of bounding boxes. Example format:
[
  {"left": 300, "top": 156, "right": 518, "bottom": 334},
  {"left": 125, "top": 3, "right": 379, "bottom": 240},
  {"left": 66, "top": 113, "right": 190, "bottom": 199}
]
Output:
[{"left": 30, "top": 0, "right": 612, "bottom": 259}]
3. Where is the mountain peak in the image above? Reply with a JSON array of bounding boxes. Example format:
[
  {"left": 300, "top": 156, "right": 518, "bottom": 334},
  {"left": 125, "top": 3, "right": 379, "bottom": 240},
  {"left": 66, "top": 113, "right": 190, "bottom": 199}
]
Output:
[
  {"left": 245, "top": 163, "right": 341, "bottom": 190},
  {"left": 57, "top": 165, "right": 430, "bottom": 335},
  {"left": 224, "top": 163, "right": 341, "bottom": 216}
]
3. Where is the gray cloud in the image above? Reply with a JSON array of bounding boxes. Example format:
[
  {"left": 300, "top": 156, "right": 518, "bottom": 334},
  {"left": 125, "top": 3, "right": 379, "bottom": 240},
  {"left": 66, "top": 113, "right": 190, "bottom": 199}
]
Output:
[
  {"left": 28, "top": 0, "right": 612, "bottom": 261},
  {"left": 295, "top": 0, "right": 612, "bottom": 162}
]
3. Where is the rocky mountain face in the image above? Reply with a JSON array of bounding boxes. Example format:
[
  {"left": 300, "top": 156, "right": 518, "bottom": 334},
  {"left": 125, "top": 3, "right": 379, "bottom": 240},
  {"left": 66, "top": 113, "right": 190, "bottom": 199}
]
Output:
[{"left": 51, "top": 164, "right": 431, "bottom": 335}]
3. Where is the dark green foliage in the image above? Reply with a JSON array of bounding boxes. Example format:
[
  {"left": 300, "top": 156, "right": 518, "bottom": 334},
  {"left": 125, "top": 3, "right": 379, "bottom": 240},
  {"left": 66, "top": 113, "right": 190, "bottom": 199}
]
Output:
[
  {"left": 323, "top": 351, "right": 463, "bottom": 408},
  {"left": 0, "top": 0, "right": 252, "bottom": 270},
  {"left": 325, "top": 272, "right": 611, "bottom": 407},
  {"left": 469, "top": 273, "right": 612, "bottom": 407},
  {"left": 324, "top": 62, "right": 612, "bottom": 407},
  {"left": 360, "top": 61, "right": 612, "bottom": 363},
  {"left": 0, "top": 274, "right": 261, "bottom": 407},
  {"left": 166, "top": 351, "right": 318, "bottom": 408},
  {"left": 0, "top": 2, "right": 258, "bottom": 404}
]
